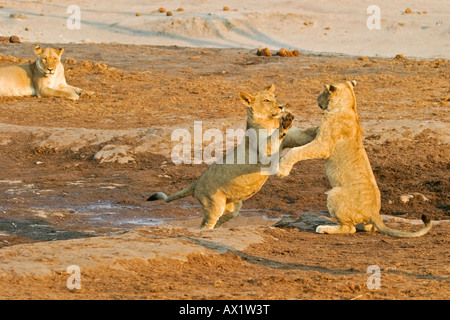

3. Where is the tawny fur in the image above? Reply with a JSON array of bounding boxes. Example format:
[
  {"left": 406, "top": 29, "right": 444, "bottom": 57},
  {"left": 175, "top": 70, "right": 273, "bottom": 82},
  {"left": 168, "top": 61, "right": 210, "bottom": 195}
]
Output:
[
  {"left": 0, "top": 45, "right": 92, "bottom": 100},
  {"left": 277, "top": 80, "right": 432, "bottom": 237},
  {"left": 148, "top": 85, "right": 316, "bottom": 229}
]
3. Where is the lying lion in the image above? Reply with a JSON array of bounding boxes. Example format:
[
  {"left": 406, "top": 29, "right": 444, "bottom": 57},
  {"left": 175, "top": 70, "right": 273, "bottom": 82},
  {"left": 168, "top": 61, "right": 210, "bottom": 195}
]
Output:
[
  {"left": 277, "top": 80, "right": 432, "bottom": 237},
  {"left": 148, "top": 85, "right": 316, "bottom": 229},
  {"left": 0, "top": 45, "right": 89, "bottom": 100}
]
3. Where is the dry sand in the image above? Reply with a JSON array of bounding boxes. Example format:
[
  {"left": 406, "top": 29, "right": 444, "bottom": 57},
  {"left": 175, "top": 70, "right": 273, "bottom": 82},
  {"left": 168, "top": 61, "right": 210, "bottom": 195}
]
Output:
[{"left": 0, "top": 0, "right": 449, "bottom": 59}]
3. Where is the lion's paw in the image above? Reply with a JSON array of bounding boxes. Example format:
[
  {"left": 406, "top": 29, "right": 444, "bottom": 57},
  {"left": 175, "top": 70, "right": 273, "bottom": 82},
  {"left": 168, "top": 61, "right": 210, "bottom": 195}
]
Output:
[
  {"left": 83, "top": 90, "right": 95, "bottom": 96},
  {"left": 276, "top": 161, "right": 292, "bottom": 178},
  {"left": 316, "top": 225, "right": 327, "bottom": 233},
  {"left": 281, "top": 112, "right": 294, "bottom": 132},
  {"left": 68, "top": 92, "right": 80, "bottom": 100}
]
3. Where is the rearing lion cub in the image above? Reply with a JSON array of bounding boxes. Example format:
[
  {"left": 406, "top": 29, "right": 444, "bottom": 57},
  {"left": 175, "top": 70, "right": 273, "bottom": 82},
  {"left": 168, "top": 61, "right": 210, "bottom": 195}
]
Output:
[
  {"left": 277, "top": 80, "right": 432, "bottom": 237},
  {"left": 148, "top": 85, "right": 316, "bottom": 229},
  {"left": 0, "top": 45, "right": 88, "bottom": 100}
]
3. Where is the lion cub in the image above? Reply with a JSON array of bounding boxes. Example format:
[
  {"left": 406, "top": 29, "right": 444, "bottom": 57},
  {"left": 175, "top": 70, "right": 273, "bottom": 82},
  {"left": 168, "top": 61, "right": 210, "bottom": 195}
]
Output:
[
  {"left": 277, "top": 81, "right": 432, "bottom": 237},
  {"left": 0, "top": 45, "right": 88, "bottom": 100},
  {"left": 149, "top": 85, "right": 314, "bottom": 229}
]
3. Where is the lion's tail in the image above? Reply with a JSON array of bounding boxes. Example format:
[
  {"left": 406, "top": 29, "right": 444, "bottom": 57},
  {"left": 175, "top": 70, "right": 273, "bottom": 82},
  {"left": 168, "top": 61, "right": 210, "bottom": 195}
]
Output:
[
  {"left": 371, "top": 214, "right": 432, "bottom": 238},
  {"left": 147, "top": 181, "right": 197, "bottom": 203}
]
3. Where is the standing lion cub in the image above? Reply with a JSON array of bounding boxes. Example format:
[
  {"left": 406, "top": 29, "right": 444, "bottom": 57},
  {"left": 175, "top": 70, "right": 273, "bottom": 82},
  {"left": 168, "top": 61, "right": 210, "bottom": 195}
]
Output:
[
  {"left": 277, "top": 80, "right": 432, "bottom": 237},
  {"left": 0, "top": 45, "right": 89, "bottom": 100},
  {"left": 148, "top": 85, "right": 316, "bottom": 229}
]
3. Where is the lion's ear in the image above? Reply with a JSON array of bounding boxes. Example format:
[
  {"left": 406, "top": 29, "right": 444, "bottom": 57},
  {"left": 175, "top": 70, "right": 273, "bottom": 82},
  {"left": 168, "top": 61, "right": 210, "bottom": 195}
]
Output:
[
  {"left": 351, "top": 80, "right": 357, "bottom": 87},
  {"left": 265, "top": 84, "right": 275, "bottom": 93},
  {"left": 34, "top": 45, "right": 43, "bottom": 55},
  {"left": 57, "top": 48, "right": 64, "bottom": 56},
  {"left": 328, "top": 85, "right": 337, "bottom": 92},
  {"left": 238, "top": 91, "right": 255, "bottom": 106}
]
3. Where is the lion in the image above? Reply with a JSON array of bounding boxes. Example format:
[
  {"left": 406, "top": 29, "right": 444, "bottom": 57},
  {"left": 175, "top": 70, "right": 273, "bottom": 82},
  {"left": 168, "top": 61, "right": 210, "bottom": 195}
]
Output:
[
  {"left": 0, "top": 45, "right": 89, "bottom": 100},
  {"left": 277, "top": 80, "right": 432, "bottom": 237},
  {"left": 147, "top": 84, "right": 316, "bottom": 229}
]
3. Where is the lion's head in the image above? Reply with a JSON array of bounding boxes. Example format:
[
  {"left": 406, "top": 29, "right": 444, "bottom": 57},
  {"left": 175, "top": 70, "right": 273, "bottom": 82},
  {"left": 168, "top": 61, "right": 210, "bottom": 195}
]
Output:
[
  {"left": 317, "top": 80, "right": 357, "bottom": 113},
  {"left": 34, "top": 45, "right": 64, "bottom": 76},
  {"left": 238, "top": 84, "right": 285, "bottom": 120}
]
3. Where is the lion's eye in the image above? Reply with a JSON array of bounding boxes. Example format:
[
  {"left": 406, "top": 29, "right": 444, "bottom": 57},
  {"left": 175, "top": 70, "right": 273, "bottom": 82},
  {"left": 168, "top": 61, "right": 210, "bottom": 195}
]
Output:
[{"left": 263, "top": 99, "right": 270, "bottom": 103}]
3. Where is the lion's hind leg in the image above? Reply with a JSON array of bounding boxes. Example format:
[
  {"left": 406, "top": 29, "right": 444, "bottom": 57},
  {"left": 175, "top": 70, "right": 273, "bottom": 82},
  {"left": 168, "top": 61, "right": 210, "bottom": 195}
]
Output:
[
  {"left": 355, "top": 223, "right": 376, "bottom": 232},
  {"left": 316, "top": 224, "right": 356, "bottom": 234},
  {"left": 198, "top": 192, "right": 227, "bottom": 229},
  {"left": 214, "top": 201, "right": 242, "bottom": 228},
  {"left": 316, "top": 187, "right": 357, "bottom": 234}
]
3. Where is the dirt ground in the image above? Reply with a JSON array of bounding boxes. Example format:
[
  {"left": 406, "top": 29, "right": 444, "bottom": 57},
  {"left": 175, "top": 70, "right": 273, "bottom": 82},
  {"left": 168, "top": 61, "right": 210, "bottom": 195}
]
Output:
[{"left": 0, "top": 43, "right": 448, "bottom": 300}]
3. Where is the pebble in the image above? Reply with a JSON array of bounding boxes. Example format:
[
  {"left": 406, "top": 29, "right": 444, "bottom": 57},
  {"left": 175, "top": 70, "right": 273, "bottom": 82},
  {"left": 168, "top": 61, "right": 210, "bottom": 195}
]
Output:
[{"left": 256, "top": 48, "right": 271, "bottom": 56}]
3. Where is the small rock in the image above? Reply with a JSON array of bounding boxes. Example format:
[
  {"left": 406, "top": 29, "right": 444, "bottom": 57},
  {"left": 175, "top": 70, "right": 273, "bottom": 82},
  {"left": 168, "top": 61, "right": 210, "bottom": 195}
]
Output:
[
  {"left": 166, "top": 11, "right": 173, "bottom": 16},
  {"left": 135, "top": 12, "right": 141, "bottom": 16},
  {"left": 276, "top": 48, "right": 299, "bottom": 57},
  {"left": 400, "top": 193, "right": 429, "bottom": 203},
  {"left": 9, "top": 35, "right": 20, "bottom": 43},
  {"left": 277, "top": 48, "right": 290, "bottom": 56},
  {"left": 412, "top": 193, "right": 429, "bottom": 201},
  {"left": 93, "top": 145, "right": 135, "bottom": 164},
  {"left": 404, "top": 8, "right": 413, "bottom": 14},
  {"left": 400, "top": 194, "right": 413, "bottom": 203},
  {"left": 256, "top": 48, "right": 271, "bottom": 56},
  {"left": 273, "top": 214, "right": 335, "bottom": 232},
  {"left": 223, "top": 7, "right": 230, "bottom": 11},
  {"left": 9, "top": 13, "right": 26, "bottom": 19},
  {"left": 158, "top": 7, "right": 166, "bottom": 13}
]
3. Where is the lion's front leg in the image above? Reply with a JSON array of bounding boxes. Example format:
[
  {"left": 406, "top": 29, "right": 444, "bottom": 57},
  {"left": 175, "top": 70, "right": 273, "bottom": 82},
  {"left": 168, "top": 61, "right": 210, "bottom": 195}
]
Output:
[
  {"left": 281, "top": 126, "right": 319, "bottom": 150},
  {"left": 277, "top": 140, "right": 331, "bottom": 178},
  {"left": 67, "top": 85, "right": 82, "bottom": 95},
  {"left": 38, "top": 86, "right": 80, "bottom": 100},
  {"left": 265, "top": 111, "right": 295, "bottom": 156},
  {"left": 276, "top": 149, "right": 298, "bottom": 178},
  {"left": 66, "top": 85, "right": 94, "bottom": 97},
  {"left": 279, "top": 112, "right": 295, "bottom": 137}
]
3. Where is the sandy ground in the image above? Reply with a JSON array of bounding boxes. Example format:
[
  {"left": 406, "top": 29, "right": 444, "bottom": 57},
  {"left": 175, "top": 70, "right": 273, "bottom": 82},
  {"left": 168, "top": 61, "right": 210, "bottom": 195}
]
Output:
[
  {"left": 0, "top": 0, "right": 449, "bottom": 59},
  {"left": 0, "top": 0, "right": 448, "bottom": 303},
  {"left": 0, "top": 42, "right": 448, "bottom": 300}
]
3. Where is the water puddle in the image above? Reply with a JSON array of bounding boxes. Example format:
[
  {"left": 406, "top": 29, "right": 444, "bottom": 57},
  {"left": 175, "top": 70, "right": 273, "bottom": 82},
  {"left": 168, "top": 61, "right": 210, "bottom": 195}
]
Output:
[
  {"left": 1, "top": 179, "right": 283, "bottom": 235},
  {"left": 27, "top": 200, "right": 280, "bottom": 230}
]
